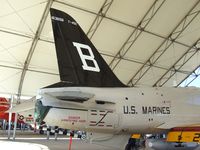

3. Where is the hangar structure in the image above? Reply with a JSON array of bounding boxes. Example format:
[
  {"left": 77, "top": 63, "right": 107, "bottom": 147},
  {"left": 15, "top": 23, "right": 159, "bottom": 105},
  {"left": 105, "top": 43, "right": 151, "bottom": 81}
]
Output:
[{"left": 1, "top": 0, "right": 200, "bottom": 101}]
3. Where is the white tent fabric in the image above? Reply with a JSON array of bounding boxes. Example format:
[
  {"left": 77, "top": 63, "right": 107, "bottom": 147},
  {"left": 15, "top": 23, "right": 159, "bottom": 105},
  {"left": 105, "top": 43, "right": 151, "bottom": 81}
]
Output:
[{"left": 0, "top": 0, "right": 200, "bottom": 99}]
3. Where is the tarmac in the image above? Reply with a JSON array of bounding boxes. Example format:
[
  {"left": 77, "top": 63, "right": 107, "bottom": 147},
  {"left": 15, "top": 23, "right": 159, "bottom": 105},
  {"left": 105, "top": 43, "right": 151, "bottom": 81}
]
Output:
[
  {"left": 1, "top": 130, "right": 200, "bottom": 150},
  {"left": 0, "top": 130, "right": 124, "bottom": 150},
  {"left": 0, "top": 138, "right": 116, "bottom": 150},
  {"left": 0, "top": 137, "right": 126, "bottom": 150}
]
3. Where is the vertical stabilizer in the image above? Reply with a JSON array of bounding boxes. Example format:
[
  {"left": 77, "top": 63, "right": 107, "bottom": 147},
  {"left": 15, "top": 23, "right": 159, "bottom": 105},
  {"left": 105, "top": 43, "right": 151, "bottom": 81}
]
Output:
[{"left": 49, "top": 8, "right": 126, "bottom": 87}]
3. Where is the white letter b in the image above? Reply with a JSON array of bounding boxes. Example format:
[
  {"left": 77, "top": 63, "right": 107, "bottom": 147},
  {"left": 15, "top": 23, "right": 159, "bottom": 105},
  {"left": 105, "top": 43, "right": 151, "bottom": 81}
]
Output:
[{"left": 73, "top": 42, "right": 100, "bottom": 72}]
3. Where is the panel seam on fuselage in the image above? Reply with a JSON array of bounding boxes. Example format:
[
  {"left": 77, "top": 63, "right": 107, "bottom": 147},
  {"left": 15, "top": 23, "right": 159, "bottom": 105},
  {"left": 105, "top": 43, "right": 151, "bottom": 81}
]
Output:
[{"left": 50, "top": 106, "right": 88, "bottom": 111}]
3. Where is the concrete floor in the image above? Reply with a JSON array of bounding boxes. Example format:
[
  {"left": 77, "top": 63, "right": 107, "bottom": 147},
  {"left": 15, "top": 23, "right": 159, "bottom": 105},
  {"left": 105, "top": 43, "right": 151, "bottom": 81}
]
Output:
[
  {"left": 0, "top": 130, "right": 122, "bottom": 150},
  {"left": 0, "top": 138, "right": 125, "bottom": 150},
  {"left": 3, "top": 137, "right": 200, "bottom": 150},
  {"left": 1, "top": 131, "right": 200, "bottom": 150},
  {"left": 0, "top": 130, "right": 136, "bottom": 150},
  {"left": 15, "top": 138, "right": 117, "bottom": 150}
]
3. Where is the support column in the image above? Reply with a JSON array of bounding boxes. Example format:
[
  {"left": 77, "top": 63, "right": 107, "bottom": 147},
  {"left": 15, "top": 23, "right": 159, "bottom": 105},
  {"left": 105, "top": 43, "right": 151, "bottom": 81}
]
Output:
[
  {"left": 55, "top": 126, "right": 59, "bottom": 140},
  {"left": 13, "top": 112, "right": 18, "bottom": 140},
  {"left": 8, "top": 95, "right": 13, "bottom": 140},
  {"left": 47, "top": 126, "right": 50, "bottom": 140},
  {"left": 2, "top": 119, "right": 6, "bottom": 130}
]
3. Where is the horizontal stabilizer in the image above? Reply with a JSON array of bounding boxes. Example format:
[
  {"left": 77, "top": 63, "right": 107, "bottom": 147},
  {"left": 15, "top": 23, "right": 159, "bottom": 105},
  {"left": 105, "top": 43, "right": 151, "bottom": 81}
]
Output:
[
  {"left": 43, "top": 91, "right": 115, "bottom": 104},
  {"left": 46, "top": 91, "right": 94, "bottom": 103},
  {"left": 9, "top": 96, "right": 36, "bottom": 113}
]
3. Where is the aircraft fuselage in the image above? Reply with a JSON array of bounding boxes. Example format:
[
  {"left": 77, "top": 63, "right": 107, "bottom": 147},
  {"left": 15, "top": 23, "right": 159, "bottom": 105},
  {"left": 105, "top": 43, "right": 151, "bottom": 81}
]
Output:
[{"left": 35, "top": 86, "right": 200, "bottom": 134}]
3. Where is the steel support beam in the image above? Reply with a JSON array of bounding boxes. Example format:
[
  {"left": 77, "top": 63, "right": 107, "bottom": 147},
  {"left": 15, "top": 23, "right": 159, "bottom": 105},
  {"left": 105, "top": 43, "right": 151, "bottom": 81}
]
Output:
[
  {"left": 109, "top": 0, "right": 166, "bottom": 70},
  {"left": 0, "top": 50, "right": 188, "bottom": 78},
  {"left": 127, "top": 0, "right": 200, "bottom": 86},
  {"left": 177, "top": 65, "right": 200, "bottom": 87},
  {"left": 17, "top": 0, "right": 53, "bottom": 103},
  {"left": 54, "top": 0, "right": 190, "bottom": 49},
  {"left": 87, "top": 0, "right": 113, "bottom": 39},
  {"left": 0, "top": 0, "right": 192, "bottom": 54},
  {"left": 0, "top": 27, "right": 190, "bottom": 73},
  {"left": 0, "top": 25, "right": 189, "bottom": 49},
  {"left": 0, "top": 28, "right": 57, "bottom": 44},
  {"left": 0, "top": 63, "right": 59, "bottom": 76},
  {"left": 0, "top": 11, "right": 191, "bottom": 49},
  {"left": 0, "top": 28, "right": 33, "bottom": 39},
  {"left": 153, "top": 38, "right": 200, "bottom": 87}
]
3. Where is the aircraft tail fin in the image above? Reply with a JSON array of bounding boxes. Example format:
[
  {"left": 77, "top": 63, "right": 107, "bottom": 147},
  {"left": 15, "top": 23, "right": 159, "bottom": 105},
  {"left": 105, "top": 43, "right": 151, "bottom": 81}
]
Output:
[{"left": 49, "top": 8, "right": 126, "bottom": 87}]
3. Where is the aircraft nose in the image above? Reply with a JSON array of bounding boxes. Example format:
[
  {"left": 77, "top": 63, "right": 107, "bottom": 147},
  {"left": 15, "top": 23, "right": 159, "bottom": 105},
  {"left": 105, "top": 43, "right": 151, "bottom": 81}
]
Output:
[{"left": 35, "top": 100, "right": 51, "bottom": 123}]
